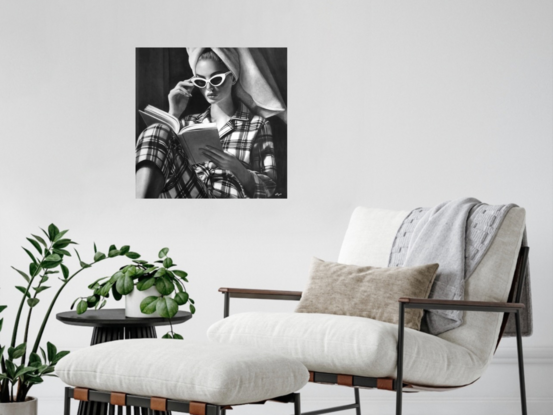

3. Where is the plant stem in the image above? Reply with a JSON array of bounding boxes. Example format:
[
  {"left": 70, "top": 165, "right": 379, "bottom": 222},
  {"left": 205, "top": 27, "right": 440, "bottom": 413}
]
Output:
[
  {"left": 31, "top": 264, "right": 94, "bottom": 355},
  {"left": 10, "top": 278, "right": 36, "bottom": 348},
  {"left": 21, "top": 272, "right": 47, "bottom": 366}
]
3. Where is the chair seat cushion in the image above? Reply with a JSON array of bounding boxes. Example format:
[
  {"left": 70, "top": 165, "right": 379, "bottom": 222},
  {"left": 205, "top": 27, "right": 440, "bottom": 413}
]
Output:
[
  {"left": 55, "top": 339, "right": 309, "bottom": 405},
  {"left": 207, "top": 312, "right": 486, "bottom": 387}
]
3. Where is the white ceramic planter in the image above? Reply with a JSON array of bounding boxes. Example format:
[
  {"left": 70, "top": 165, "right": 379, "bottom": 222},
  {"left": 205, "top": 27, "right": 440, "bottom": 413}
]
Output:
[
  {"left": 0, "top": 396, "right": 37, "bottom": 415},
  {"left": 125, "top": 286, "right": 161, "bottom": 318}
]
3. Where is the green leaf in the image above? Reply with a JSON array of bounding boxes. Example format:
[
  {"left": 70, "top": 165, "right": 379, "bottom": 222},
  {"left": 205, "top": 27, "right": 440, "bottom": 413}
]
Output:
[
  {"left": 70, "top": 298, "right": 79, "bottom": 310},
  {"left": 108, "top": 249, "right": 120, "bottom": 258},
  {"left": 111, "top": 285, "right": 122, "bottom": 301},
  {"left": 29, "top": 262, "right": 40, "bottom": 277},
  {"left": 15, "top": 366, "right": 37, "bottom": 379},
  {"left": 76, "top": 300, "right": 88, "bottom": 315},
  {"left": 0, "top": 318, "right": 3, "bottom": 332},
  {"left": 52, "top": 350, "right": 70, "bottom": 364},
  {"left": 61, "top": 264, "right": 69, "bottom": 280},
  {"left": 53, "top": 248, "right": 71, "bottom": 257},
  {"left": 125, "top": 266, "right": 137, "bottom": 277},
  {"left": 156, "top": 297, "right": 178, "bottom": 318},
  {"left": 53, "top": 229, "right": 69, "bottom": 242},
  {"left": 109, "top": 271, "right": 124, "bottom": 284},
  {"left": 140, "top": 296, "right": 159, "bottom": 314},
  {"left": 47, "top": 224, "right": 60, "bottom": 241},
  {"left": 190, "top": 304, "right": 196, "bottom": 314},
  {"left": 29, "top": 353, "right": 42, "bottom": 367},
  {"left": 26, "top": 375, "right": 43, "bottom": 384},
  {"left": 173, "top": 333, "right": 183, "bottom": 340},
  {"left": 86, "top": 295, "right": 99, "bottom": 307},
  {"left": 136, "top": 277, "right": 155, "bottom": 291},
  {"left": 11, "top": 267, "right": 30, "bottom": 283},
  {"left": 174, "top": 292, "right": 189, "bottom": 305},
  {"left": 158, "top": 247, "right": 169, "bottom": 258},
  {"left": 163, "top": 257, "right": 173, "bottom": 268},
  {"left": 94, "top": 252, "right": 106, "bottom": 262},
  {"left": 94, "top": 243, "right": 97, "bottom": 253},
  {"left": 41, "top": 275, "right": 49, "bottom": 284},
  {"left": 173, "top": 270, "right": 188, "bottom": 279},
  {"left": 162, "top": 333, "right": 172, "bottom": 339},
  {"left": 98, "top": 299, "right": 107, "bottom": 309},
  {"left": 99, "top": 283, "right": 113, "bottom": 297},
  {"left": 53, "top": 239, "right": 72, "bottom": 249},
  {"left": 189, "top": 298, "right": 195, "bottom": 304},
  {"left": 22, "top": 247, "right": 37, "bottom": 264},
  {"left": 108, "top": 244, "right": 117, "bottom": 252},
  {"left": 88, "top": 276, "right": 109, "bottom": 289},
  {"left": 119, "top": 245, "right": 130, "bottom": 255},
  {"left": 31, "top": 234, "right": 47, "bottom": 248},
  {"left": 33, "top": 286, "right": 50, "bottom": 293},
  {"left": 0, "top": 305, "right": 7, "bottom": 313},
  {"left": 132, "top": 259, "right": 148, "bottom": 265},
  {"left": 116, "top": 274, "right": 134, "bottom": 295},
  {"left": 26, "top": 237, "right": 42, "bottom": 254},
  {"left": 155, "top": 276, "right": 174, "bottom": 296},
  {"left": 16, "top": 286, "right": 31, "bottom": 298},
  {"left": 154, "top": 268, "right": 167, "bottom": 278},
  {"left": 40, "top": 347, "right": 47, "bottom": 363},
  {"left": 42, "top": 254, "right": 62, "bottom": 269},
  {"left": 5, "top": 360, "right": 16, "bottom": 378},
  {"left": 27, "top": 298, "right": 40, "bottom": 308},
  {"left": 46, "top": 342, "right": 57, "bottom": 362},
  {"left": 125, "top": 252, "right": 140, "bottom": 259},
  {"left": 12, "top": 343, "right": 26, "bottom": 359}
]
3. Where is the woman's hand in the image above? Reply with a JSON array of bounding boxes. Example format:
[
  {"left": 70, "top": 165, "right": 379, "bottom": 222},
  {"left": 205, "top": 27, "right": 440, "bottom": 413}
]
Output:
[
  {"left": 201, "top": 145, "right": 255, "bottom": 192},
  {"left": 168, "top": 80, "right": 194, "bottom": 118}
]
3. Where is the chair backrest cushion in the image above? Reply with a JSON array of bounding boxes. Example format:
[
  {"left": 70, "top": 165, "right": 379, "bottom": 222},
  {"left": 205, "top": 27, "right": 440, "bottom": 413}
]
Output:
[{"left": 338, "top": 206, "right": 526, "bottom": 367}]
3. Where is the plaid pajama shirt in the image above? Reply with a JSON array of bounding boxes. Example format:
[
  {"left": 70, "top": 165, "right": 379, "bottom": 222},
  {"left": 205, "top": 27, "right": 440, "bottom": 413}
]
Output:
[{"left": 136, "top": 102, "right": 277, "bottom": 198}]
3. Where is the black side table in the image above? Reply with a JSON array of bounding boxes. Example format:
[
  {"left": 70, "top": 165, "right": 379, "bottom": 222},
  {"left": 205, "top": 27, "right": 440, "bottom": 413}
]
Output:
[{"left": 57, "top": 308, "right": 192, "bottom": 415}]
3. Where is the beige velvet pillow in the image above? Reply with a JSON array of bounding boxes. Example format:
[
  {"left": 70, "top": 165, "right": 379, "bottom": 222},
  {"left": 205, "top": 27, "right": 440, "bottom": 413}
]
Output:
[{"left": 295, "top": 258, "right": 439, "bottom": 330}]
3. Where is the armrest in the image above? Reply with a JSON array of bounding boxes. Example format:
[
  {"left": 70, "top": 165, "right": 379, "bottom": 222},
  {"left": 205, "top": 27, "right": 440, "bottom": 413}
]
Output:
[
  {"left": 218, "top": 287, "right": 302, "bottom": 301},
  {"left": 398, "top": 297, "right": 524, "bottom": 313}
]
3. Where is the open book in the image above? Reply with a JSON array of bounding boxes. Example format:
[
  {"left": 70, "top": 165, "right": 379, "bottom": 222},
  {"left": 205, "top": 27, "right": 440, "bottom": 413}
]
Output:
[{"left": 139, "top": 105, "right": 222, "bottom": 165}]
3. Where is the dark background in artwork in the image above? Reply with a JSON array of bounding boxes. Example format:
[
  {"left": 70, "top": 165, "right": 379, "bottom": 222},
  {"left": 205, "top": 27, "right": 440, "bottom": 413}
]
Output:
[{"left": 136, "top": 48, "right": 288, "bottom": 198}]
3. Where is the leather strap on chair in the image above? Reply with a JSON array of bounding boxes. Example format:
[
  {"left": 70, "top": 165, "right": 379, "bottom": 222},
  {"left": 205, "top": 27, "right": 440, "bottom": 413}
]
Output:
[
  {"left": 309, "top": 371, "right": 314, "bottom": 382},
  {"left": 150, "top": 397, "right": 167, "bottom": 411},
  {"left": 377, "top": 378, "right": 394, "bottom": 391},
  {"left": 73, "top": 388, "right": 89, "bottom": 402},
  {"left": 337, "top": 375, "right": 353, "bottom": 387},
  {"left": 189, "top": 401, "right": 207, "bottom": 415},
  {"left": 110, "top": 392, "right": 126, "bottom": 406}
]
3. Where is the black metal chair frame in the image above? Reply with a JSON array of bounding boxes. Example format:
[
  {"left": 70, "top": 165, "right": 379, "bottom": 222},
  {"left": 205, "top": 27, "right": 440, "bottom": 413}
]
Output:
[
  {"left": 219, "top": 246, "right": 529, "bottom": 415},
  {"left": 63, "top": 387, "right": 302, "bottom": 415}
]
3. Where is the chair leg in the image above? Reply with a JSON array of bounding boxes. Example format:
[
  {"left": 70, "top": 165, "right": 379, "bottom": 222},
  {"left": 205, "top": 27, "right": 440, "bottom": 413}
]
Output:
[
  {"left": 515, "top": 310, "right": 528, "bottom": 415},
  {"left": 294, "top": 393, "right": 301, "bottom": 415},
  {"left": 396, "top": 303, "right": 405, "bottom": 415},
  {"left": 354, "top": 388, "right": 361, "bottom": 415},
  {"left": 64, "top": 387, "right": 72, "bottom": 415}
]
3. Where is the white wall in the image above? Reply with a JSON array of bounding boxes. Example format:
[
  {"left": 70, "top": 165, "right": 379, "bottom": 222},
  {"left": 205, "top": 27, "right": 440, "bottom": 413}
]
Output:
[{"left": 0, "top": 0, "right": 551, "bottom": 414}]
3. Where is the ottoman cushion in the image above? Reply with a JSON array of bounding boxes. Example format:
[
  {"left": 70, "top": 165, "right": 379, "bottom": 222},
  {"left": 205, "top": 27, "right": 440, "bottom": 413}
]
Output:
[{"left": 56, "top": 339, "right": 309, "bottom": 405}]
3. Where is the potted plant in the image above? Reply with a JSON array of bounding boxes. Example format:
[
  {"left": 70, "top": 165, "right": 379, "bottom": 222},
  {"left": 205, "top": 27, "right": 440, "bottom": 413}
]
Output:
[
  {"left": 71, "top": 247, "right": 196, "bottom": 339},
  {"left": 0, "top": 224, "right": 135, "bottom": 414}
]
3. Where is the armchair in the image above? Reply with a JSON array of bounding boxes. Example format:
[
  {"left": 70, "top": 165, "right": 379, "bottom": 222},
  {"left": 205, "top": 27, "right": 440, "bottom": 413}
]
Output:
[{"left": 208, "top": 206, "right": 529, "bottom": 415}]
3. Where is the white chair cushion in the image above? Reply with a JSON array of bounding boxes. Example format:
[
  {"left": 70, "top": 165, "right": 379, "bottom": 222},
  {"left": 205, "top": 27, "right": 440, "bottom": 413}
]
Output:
[
  {"left": 337, "top": 206, "right": 525, "bottom": 369},
  {"left": 56, "top": 339, "right": 309, "bottom": 405},
  {"left": 207, "top": 312, "right": 485, "bottom": 387}
]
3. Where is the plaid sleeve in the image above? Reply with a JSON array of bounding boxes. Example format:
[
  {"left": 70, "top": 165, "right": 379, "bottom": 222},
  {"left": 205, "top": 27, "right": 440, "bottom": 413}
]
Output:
[
  {"left": 135, "top": 124, "right": 174, "bottom": 179},
  {"left": 249, "top": 119, "right": 277, "bottom": 198}
]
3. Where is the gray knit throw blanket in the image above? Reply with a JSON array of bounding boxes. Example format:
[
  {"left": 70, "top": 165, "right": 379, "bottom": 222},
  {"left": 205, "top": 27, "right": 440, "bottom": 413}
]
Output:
[{"left": 389, "top": 198, "right": 532, "bottom": 337}]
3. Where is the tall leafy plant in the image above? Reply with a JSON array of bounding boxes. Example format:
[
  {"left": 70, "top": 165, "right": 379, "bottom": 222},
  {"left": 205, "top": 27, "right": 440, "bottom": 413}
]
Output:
[{"left": 0, "top": 224, "right": 133, "bottom": 403}]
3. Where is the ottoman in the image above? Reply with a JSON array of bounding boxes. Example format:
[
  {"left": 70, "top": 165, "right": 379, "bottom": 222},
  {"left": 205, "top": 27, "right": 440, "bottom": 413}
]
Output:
[{"left": 56, "top": 339, "right": 309, "bottom": 415}]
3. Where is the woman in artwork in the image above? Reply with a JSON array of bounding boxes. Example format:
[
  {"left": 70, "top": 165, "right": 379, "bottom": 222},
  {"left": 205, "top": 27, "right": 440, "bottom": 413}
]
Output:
[{"left": 136, "top": 48, "right": 286, "bottom": 198}]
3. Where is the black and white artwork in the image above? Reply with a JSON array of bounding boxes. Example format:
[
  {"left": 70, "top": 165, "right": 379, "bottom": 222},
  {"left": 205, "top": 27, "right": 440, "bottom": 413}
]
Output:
[{"left": 136, "top": 48, "right": 287, "bottom": 199}]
